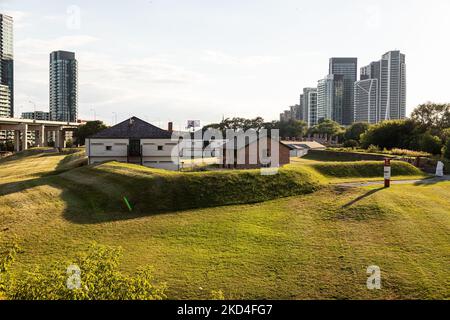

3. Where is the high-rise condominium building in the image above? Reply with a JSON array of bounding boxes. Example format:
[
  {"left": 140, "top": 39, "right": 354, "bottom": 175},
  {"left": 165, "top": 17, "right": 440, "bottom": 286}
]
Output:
[
  {"left": 360, "top": 50, "right": 406, "bottom": 123},
  {"left": 21, "top": 111, "right": 51, "bottom": 121},
  {"left": 301, "top": 88, "right": 318, "bottom": 127},
  {"left": 49, "top": 51, "right": 78, "bottom": 122},
  {"left": 329, "top": 58, "right": 357, "bottom": 125},
  {"left": 0, "top": 14, "right": 13, "bottom": 118},
  {"left": 317, "top": 74, "right": 344, "bottom": 124},
  {"left": 354, "top": 79, "right": 378, "bottom": 124}
]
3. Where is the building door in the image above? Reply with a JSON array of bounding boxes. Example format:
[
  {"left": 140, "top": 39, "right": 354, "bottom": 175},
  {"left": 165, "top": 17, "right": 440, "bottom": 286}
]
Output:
[{"left": 129, "top": 139, "right": 141, "bottom": 156}]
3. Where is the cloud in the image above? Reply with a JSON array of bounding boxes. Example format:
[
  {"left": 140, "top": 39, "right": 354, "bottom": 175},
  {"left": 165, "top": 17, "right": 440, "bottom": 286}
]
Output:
[
  {"left": 2, "top": 10, "right": 32, "bottom": 28},
  {"left": 203, "top": 50, "right": 281, "bottom": 66},
  {"left": 16, "top": 35, "right": 99, "bottom": 54}
]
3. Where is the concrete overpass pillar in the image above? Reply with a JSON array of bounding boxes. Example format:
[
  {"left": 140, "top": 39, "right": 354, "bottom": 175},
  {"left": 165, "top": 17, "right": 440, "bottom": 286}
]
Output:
[
  {"left": 55, "top": 128, "right": 66, "bottom": 149},
  {"left": 38, "top": 125, "right": 45, "bottom": 147},
  {"left": 21, "top": 124, "right": 28, "bottom": 151},
  {"left": 14, "top": 130, "right": 20, "bottom": 152}
]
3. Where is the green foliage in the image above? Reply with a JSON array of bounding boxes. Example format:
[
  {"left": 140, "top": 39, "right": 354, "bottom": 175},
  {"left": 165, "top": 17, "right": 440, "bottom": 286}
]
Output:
[
  {"left": 0, "top": 141, "right": 14, "bottom": 152},
  {"left": 418, "top": 133, "right": 442, "bottom": 155},
  {"left": 360, "top": 120, "right": 423, "bottom": 150},
  {"left": 343, "top": 139, "right": 359, "bottom": 148},
  {"left": 65, "top": 139, "right": 74, "bottom": 148},
  {"left": 411, "top": 103, "right": 450, "bottom": 136},
  {"left": 444, "top": 140, "right": 450, "bottom": 160},
  {"left": 310, "top": 161, "right": 423, "bottom": 178},
  {"left": 441, "top": 128, "right": 450, "bottom": 144},
  {"left": 367, "top": 145, "right": 380, "bottom": 153},
  {"left": 309, "top": 119, "right": 344, "bottom": 137},
  {"left": 344, "top": 122, "right": 370, "bottom": 142},
  {"left": 2, "top": 244, "right": 167, "bottom": 300},
  {"left": 389, "top": 148, "right": 430, "bottom": 158},
  {"left": 277, "top": 119, "right": 308, "bottom": 139},
  {"left": 74, "top": 121, "right": 108, "bottom": 146}
]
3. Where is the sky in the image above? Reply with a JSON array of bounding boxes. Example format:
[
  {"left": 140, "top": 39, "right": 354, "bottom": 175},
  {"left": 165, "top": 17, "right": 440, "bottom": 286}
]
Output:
[{"left": 1, "top": 0, "right": 450, "bottom": 129}]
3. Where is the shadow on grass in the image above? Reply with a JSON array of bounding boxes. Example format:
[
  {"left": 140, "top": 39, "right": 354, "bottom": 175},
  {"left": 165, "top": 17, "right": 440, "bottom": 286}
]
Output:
[
  {"left": 341, "top": 187, "right": 384, "bottom": 208},
  {"left": 413, "top": 176, "right": 450, "bottom": 186}
]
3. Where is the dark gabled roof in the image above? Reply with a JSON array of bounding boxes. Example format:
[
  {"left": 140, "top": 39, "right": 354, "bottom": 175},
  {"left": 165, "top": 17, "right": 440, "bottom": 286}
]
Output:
[{"left": 89, "top": 117, "right": 172, "bottom": 139}]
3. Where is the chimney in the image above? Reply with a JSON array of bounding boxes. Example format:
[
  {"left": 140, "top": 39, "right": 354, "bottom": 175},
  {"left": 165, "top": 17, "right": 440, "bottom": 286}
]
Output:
[{"left": 168, "top": 122, "right": 173, "bottom": 133}]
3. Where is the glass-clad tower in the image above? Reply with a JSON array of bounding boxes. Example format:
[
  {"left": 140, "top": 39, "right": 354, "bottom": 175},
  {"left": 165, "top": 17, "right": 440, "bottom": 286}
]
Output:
[
  {"left": 329, "top": 58, "right": 357, "bottom": 125},
  {"left": 0, "top": 14, "right": 13, "bottom": 118},
  {"left": 49, "top": 51, "right": 78, "bottom": 122}
]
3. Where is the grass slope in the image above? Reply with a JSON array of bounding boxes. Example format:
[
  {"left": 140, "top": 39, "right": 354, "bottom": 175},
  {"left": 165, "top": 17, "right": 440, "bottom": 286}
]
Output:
[{"left": 1, "top": 150, "right": 448, "bottom": 299}]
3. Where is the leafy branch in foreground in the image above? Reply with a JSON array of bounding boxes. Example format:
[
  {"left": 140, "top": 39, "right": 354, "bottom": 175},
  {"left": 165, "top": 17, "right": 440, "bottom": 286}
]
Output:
[{"left": 0, "top": 243, "right": 166, "bottom": 300}]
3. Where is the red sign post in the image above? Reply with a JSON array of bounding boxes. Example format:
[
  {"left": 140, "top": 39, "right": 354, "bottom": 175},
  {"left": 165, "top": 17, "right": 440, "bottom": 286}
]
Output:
[{"left": 384, "top": 158, "right": 391, "bottom": 188}]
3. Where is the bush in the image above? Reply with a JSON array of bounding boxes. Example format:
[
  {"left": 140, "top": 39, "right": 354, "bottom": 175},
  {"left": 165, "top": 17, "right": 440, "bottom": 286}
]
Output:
[
  {"left": 360, "top": 120, "right": 422, "bottom": 150},
  {"left": 344, "top": 122, "right": 370, "bottom": 142},
  {"left": 343, "top": 139, "right": 359, "bottom": 148},
  {"left": 444, "top": 140, "right": 450, "bottom": 160},
  {"left": 367, "top": 145, "right": 380, "bottom": 153},
  {"left": 418, "top": 133, "right": 442, "bottom": 155},
  {"left": 1, "top": 244, "right": 167, "bottom": 300},
  {"left": 389, "top": 148, "right": 430, "bottom": 158},
  {"left": 311, "top": 161, "right": 423, "bottom": 178}
]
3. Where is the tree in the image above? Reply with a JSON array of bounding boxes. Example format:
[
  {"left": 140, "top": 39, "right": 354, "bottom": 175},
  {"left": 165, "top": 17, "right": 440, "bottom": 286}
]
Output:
[
  {"left": 278, "top": 119, "right": 308, "bottom": 139},
  {"left": 411, "top": 103, "right": 450, "bottom": 136},
  {"left": 360, "top": 120, "right": 422, "bottom": 150},
  {"left": 418, "top": 132, "right": 443, "bottom": 155},
  {"left": 444, "top": 140, "right": 450, "bottom": 160},
  {"left": 344, "top": 122, "right": 371, "bottom": 142},
  {"left": 74, "top": 121, "right": 108, "bottom": 146},
  {"left": 308, "top": 119, "right": 343, "bottom": 140}
]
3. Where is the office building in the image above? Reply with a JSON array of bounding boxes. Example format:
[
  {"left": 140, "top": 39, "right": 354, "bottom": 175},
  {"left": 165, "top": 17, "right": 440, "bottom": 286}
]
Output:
[
  {"left": 49, "top": 51, "right": 78, "bottom": 122},
  {"left": 354, "top": 79, "right": 378, "bottom": 124},
  {"left": 22, "top": 111, "right": 51, "bottom": 121},
  {"left": 301, "top": 87, "right": 318, "bottom": 127},
  {"left": 360, "top": 50, "right": 406, "bottom": 122},
  {"left": 0, "top": 14, "right": 13, "bottom": 118},
  {"left": 329, "top": 58, "right": 357, "bottom": 125}
]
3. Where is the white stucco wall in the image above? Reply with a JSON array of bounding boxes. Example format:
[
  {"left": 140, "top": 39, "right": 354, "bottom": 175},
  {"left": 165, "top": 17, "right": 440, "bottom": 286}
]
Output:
[{"left": 86, "top": 138, "right": 180, "bottom": 170}]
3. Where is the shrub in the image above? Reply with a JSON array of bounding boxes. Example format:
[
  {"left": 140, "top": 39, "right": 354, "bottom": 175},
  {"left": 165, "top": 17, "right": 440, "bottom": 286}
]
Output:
[
  {"left": 1, "top": 244, "right": 167, "bottom": 300},
  {"left": 389, "top": 148, "right": 431, "bottom": 158},
  {"left": 360, "top": 120, "right": 422, "bottom": 149},
  {"left": 367, "top": 145, "right": 380, "bottom": 153},
  {"left": 344, "top": 122, "right": 370, "bottom": 142},
  {"left": 343, "top": 139, "right": 359, "bottom": 148},
  {"left": 418, "top": 133, "right": 442, "bottom": 155},
  {"left": 310, "top": 161, "right": 423, "bottom": 178},
  {"left": 444, "top": 140, "right": 450, "bottom": 160}
]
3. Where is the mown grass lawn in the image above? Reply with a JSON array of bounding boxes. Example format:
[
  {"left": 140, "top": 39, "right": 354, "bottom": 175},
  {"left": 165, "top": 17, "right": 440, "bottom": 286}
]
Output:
[{"left": 0, "top": 151, "right": 449, "bottom": 299}]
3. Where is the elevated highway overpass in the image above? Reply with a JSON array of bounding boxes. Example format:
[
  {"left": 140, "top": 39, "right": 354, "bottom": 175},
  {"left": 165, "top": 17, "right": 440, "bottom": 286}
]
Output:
[{"left": 0, "top": 117, "right": 80, "bottom": 151}]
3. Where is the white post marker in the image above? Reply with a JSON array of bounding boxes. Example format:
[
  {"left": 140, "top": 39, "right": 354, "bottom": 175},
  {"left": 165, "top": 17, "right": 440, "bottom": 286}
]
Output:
[
  {"left": 384, "top": 159, "right": 391, "bottom": 188},
  {"left": 436, "top": 161, "right": 444, "bottom": 177}
]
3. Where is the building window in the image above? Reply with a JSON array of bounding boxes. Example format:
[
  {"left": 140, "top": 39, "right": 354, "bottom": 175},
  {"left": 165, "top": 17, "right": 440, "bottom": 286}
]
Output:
[
  {"left": 106, "top": 146, "right": 112, "bottom": 151},
  {"left": 158, "top": 146, "right": 163, "bottom": 151}
]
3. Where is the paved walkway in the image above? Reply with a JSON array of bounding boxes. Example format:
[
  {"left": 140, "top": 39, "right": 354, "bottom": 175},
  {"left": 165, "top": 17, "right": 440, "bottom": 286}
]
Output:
[{"left": 337, "top": 175, "right": 450, "bottom": 188}]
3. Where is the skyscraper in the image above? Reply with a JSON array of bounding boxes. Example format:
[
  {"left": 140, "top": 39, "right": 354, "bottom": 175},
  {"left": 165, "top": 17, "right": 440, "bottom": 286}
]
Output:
[
  {"left": 360, "top": 50, "right": 406, "bottom": 122},
  {"left": 382, "top": 50, "right": 406, "bottom": 120},
  {"left": 354, "top": 78, "right": 378, "bottom": 124},
  {"left": 0, "top": 14, "right": 13, "bottom": 118},
  {"left": 301, "top": 87, "right": 318, "bottom": 127},
  {"left": 49, "top": 51, "right": 78, "bottom": 122},
  {"left": 317, "top": 74, "right": 344, "bottom": 124},
  {"left": 329, "top": 57, "right": 357, "bottom": 125}
]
